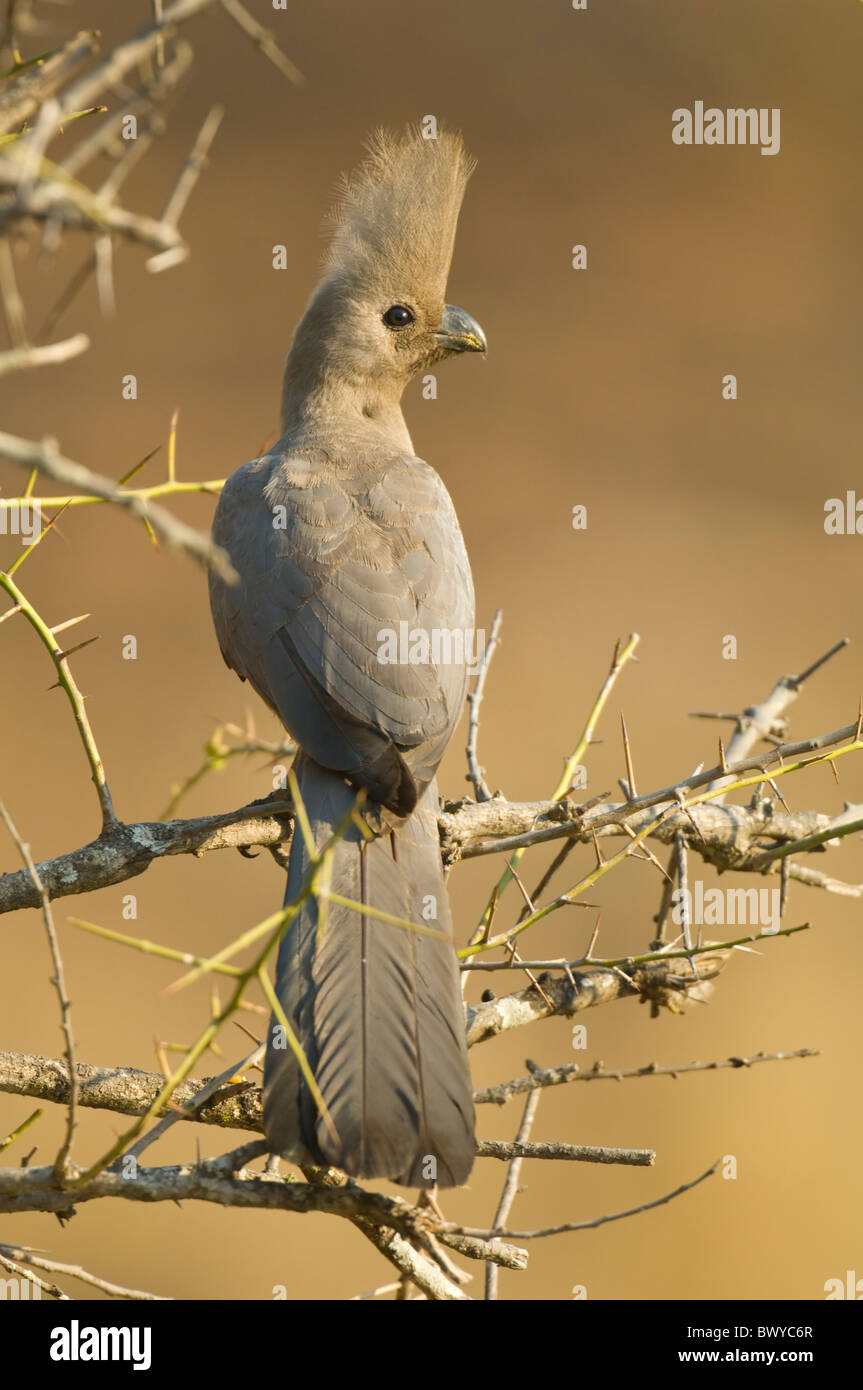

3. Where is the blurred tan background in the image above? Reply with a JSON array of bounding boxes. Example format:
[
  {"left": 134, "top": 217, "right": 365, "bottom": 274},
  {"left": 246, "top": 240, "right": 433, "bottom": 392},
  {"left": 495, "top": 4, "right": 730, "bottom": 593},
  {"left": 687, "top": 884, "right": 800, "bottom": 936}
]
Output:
[{"left": 1, "top": 0, "right": 862, "bottom": 1300}]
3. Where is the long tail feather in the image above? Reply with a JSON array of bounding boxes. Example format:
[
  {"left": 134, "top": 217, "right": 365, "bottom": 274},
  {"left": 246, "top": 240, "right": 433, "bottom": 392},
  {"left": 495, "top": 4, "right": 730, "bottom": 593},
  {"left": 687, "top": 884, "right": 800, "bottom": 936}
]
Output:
[{"left": 262, "top": 754, "right": 474, "bottom": 1186}]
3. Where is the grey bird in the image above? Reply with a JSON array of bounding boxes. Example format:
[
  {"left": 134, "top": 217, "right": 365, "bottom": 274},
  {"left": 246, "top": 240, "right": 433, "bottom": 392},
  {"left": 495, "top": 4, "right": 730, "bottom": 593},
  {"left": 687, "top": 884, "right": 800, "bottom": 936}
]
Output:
[{"left": 209, "top": 128, "right": 485, "bottom": 1187}]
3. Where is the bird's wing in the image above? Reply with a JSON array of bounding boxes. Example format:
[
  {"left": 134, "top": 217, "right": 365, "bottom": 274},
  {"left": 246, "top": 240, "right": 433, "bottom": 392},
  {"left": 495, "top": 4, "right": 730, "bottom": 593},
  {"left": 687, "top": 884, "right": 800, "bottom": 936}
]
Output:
[{"left": 209, "top": 448, "right": 474, "bottom": 804}]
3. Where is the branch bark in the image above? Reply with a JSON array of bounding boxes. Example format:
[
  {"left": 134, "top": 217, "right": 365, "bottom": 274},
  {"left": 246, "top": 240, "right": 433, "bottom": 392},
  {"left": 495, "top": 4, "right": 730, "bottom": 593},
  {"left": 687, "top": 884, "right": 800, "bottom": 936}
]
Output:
[
  {"left": 0, "top": 431, "right": 236, "bottom": 582},
  {"left": 2, "top": 762, "right": 860, "bottom": 916}
]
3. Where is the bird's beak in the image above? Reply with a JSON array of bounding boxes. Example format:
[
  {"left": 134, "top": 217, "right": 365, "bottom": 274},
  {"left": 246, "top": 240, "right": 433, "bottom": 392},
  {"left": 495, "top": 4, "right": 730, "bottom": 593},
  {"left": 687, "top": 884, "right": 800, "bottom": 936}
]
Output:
[{"left": 436, "top": 303, "right": 487, "bottom": 354}]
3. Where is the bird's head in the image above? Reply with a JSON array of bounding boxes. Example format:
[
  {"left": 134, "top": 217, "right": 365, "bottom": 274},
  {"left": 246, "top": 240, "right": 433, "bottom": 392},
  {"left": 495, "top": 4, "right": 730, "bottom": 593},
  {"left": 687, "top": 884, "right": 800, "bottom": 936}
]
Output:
[{"left": 282, "top": 127, "right": 485, "bottom": 428}]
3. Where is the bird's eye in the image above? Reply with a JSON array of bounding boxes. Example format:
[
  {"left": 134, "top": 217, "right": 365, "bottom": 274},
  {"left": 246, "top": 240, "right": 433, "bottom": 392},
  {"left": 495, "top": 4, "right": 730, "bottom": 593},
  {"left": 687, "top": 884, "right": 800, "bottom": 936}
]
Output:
[{"left": 382, "top": 304, "right": 414, "bottom": 329}]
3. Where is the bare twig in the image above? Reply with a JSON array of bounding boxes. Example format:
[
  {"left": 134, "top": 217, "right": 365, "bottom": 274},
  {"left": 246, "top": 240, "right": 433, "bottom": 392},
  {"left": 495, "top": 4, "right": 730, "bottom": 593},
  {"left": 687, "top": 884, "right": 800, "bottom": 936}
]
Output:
[
  {"left": 465, "top": 608, "right": 502, "bottom": 801},
  {"left": 485, "top": 1084, "right": 540, "bottom": 1300},
  {"left": 0, "top": 803, "right": 78, "bottom": 1183},
  {"left": 473, "top": 1048, "right": 820, "bottom": 1106},
  {"left": 0, "top": 1251, "right": 67, "bottom": 1299},
  {"left": 218, "top": 0, "right": 303, "bottom": 86},
  {"left": 57, "top": 0, "right": 219, "bottom": 118},
  {"left": 706, "top": 639, "right": 849, "bottom": 798},
  {"left": 0, "top": 329, "right": 88, "bottom": 374},
  {"left": 147, "top": 102, "right": 223, "bottom": 271},
  {"left": 0, "top": 1243, "right": 170, "bottom": 1300},
  {"left": 447, "top": 1160, "right": 720, "bottom": 1241},
  {"left": 477, "top": 1139, "right": 654, "bottom": 1166},
  {"left": 0, "top": 234, "right": 26, "bottom": 344},
  {"left": 0, "top": 430, "right": 236, "bottom": 581}
]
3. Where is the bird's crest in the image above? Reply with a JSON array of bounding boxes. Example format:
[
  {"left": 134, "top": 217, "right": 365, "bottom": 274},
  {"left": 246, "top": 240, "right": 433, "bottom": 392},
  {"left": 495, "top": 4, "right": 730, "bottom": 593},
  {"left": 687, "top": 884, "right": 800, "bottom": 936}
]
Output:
[{"left": 324, "top": 125, "right": 475, "bottom": 303}]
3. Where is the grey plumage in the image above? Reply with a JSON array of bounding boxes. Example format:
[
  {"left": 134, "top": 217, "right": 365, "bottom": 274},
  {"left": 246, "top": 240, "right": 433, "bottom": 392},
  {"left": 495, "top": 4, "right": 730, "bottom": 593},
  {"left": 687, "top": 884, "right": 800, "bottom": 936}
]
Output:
[{"left": 209, "top": 126, "right": 484, "bottom": 1186}]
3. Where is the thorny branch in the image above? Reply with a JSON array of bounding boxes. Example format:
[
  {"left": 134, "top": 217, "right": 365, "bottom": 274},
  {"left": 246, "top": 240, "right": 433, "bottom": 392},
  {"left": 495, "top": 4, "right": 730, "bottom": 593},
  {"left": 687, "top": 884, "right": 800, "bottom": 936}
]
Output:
[
  {"left": 0, "top": 0, "right": 301, "bottom": 590},
  {"left": 0, "top": 583, "right": 855, "bottom": 1291},
  {"left": 0, "top": 431, "right": 236, "bottom": 582},
  {"left": 0, "top": 549, "right": 855, "bottom": 1297},
  {"left": 0, "top": 1046, "right": 816, "bottom": 1133},
  {"left": 1, "top": 728, "right": 861, "bottom": 915},
  {"left": 472, "top": 1049, "right": 820, "bottom": 1106}
]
